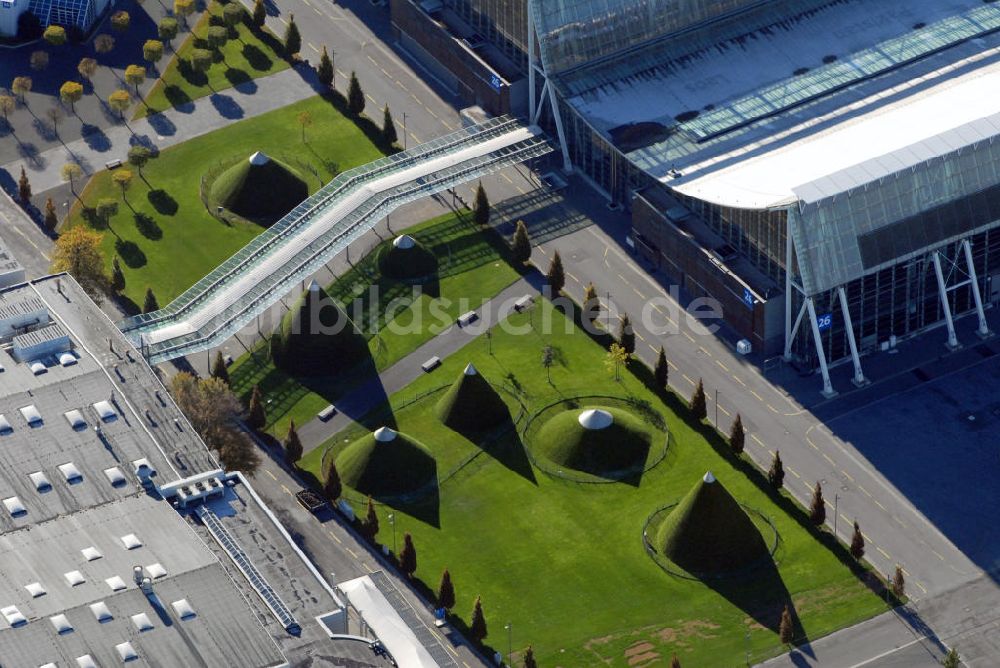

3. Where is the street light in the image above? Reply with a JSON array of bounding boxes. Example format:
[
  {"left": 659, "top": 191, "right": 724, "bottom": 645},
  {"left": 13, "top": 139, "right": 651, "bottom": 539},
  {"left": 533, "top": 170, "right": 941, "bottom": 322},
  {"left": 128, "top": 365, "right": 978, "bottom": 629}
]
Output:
[
  {"left": 387, "top": 513, "right": 396, "bottom": 555},
  {"left": 504, "top": 623, "right": 512, "bottom": 667},
  {"left": 331, "top": 48, "right": 336, "bottom": 90},
  {"left": 403, "top": 112, "right": 408, "bottom": 150}
]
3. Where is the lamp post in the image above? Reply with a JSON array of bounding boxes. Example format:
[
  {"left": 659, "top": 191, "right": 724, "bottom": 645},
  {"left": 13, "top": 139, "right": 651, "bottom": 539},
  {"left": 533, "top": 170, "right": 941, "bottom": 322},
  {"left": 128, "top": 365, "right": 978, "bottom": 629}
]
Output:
[
  {"left": 504, "top": 623, "right": 512, "bottom": 667},
  {"left": 331, "top": 49, "right": 336, "bottom": 90},
  {"left": 833, "top": 494, "right": 839, "bottom": 539},
  {"left": 403, "top": 112, "right": 408, "bottom": 150},
  {"left": 388, "top": 513, "right": 396, "bottom": 555}
]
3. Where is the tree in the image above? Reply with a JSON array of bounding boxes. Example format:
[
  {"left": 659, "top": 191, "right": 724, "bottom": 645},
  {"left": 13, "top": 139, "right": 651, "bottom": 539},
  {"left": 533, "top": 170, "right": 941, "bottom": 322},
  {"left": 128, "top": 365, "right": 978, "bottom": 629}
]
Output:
[
  {"left": 809, "top": 481, "right": 826, "bottom": 525},
  {"left": 399, "top": 532, "right": 417, "bottom": 577},
  {"left": 252, "top": 0, "right": 267, "bottom": 28},
  {"left": 216, "top": 426, "right": 262, "bottom": 474},
  {"left": 190, "top": 49, "right": 213, "bottom": 75},
  {"left": 12, "top": 76, "right": 32, "bottom": 103},
  {"left": 94, "top": 34, "right": 115, "bottom": 57},
  {"left": 364, "top": 496, "right": 379, "bottom": 542},
  {"left": 284, "top": 420, "right": 303, "bottom": 465},
  {"left": 96, "top": 198, "right": 119, "bottom": 226},
  {"left": 473, "top": 182, "right": 490, "bottom": 226},
  {"left": 43, "top": 25, "right": 66, "bottom": 47},
  {"left": 110, "top": 256, "right": 125, "bottom": 293},
  {"left": 437, "top": 569, "right": 455, "bottom": 611},
  {"left": 60, "top": 162, "right": 83, "bottom": 194},
  {"left": 124, "top": 64, "right": 146, "bottom": 96},
  {"left": 0, "top": 95, "right": 14, "bottom": 123},
  {"left": 779, "top": 604, "right": 793, "bottom": 646},
  {"left": 670, "top": 655, "right": 680, "bottom": 668},
  {"left": 50, "top": 226, "right": 108, "bottom": 299},
  {"left": 211, "top": 351, "right": 231, "bottom": 386},
  {"left": 108, "top": 89, "right": 131, "bottom": 119},
  {"left": 546, "top": 250, "right": 565, "bottom": 295},
  {"left": 283, "top": 13, "right": 301, "bottom": 56},
  {"left": 581, "top": 282, "right": 599, "bottom": 325},
  {"left": 143, "top": 287, "right": 159, "bottom": 313},
  {"left": 246, "top": 385, "right": 266, "bottom": 430},
  {"left": 206, "top": 25, "right": 228, "bottom": 52},
  {"left": 222, "top": 3, "right": 245, "bottom": 36},
  {"left": 174, "top": 0, "right": 195, "bottom": 28},
  {"left": 690, "top": 379, "right": 707, "bottom": 421},
  {"left": 541, "top": 345, "right": 554, "bottom": 383},
  {"left": 297, "top": 110, "right": 313, "bottom": 142},
  {"left": 77, "top": 57, "right": 98, "bottom": 84},
  {"left": 158, "top": 18, "right": 179, "bottom": 46},
  {"left": 891, "top": 564, "right": 905, "bottom": 598},
  {"left": 18, "top": 167, "right": 31, "bottom": 204},
  {"left": 110, "top": 10, "right": 131, "bottom": 34},
  {"left": 322, "top": 457, "right": 342, "bottom": 501},
  {"left": 525, "top": 646, "right": 538, "bottom": 668},
  {"left": 850, "top": 520, "right": 865, "bottom": 559},
  {"left": 43, "top": 197, "right": 59, "bottom": 233},
  {"left": 143, "top": 40, "right": 164, "bottom": 71},
  {"left": 170, "top": 373, "right": 259, "bottom": 474},
  {"left": 511, "top": 220, "right": 531, "bottom": 264},
  {"left": 59, "top": 81, "right": 83, "bottom": 112},
  {"left": 654, "top": 346, "right": 668, "bottom": 391},
  {"left": 317, "top": 46, "right": 334, "bottom": 87},
  {"left": 470, "top": 596, "right": 487, "bottom": 643},
  {"left": 347, "top": 71, "right": 365, "bottom": 115},
  {"left": 30, "top": 50, "right": 49, "bottom": 72},
  {"left": 617, "top": 313, "right": 635, "bottom": 354},
  {"left": 112, "top": 169, "right": 134, "bottom": 200},
  {"left": 128, "top": 145, "right": 153, "bottom": 177},
  {"left": 942, "top": 648, "right": 960, "bottom": 668},
  {"left": 381, "top": 105, "right": 398, "bottom": 146},
  {"left": 729, "top": 413, "right": 745, "bottom": 454},
  {"left": 45, "top": 105, "right": 63, "bottom": 135},
  {"left": 768, "top": 450, "right": 785, "bottom": 489},
  {"left": 605, "top": 342, "right": 631, "bottom": 381}
]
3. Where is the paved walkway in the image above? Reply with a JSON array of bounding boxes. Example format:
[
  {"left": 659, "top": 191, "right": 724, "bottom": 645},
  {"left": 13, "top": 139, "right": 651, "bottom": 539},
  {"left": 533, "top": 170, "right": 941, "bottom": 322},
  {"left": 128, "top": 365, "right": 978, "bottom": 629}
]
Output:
[
  {"left": 0, "top": 66, "right": 322, "bottom": 194},
  {"left": 297, "top": 276, "right": 535, "bottom": 450}
]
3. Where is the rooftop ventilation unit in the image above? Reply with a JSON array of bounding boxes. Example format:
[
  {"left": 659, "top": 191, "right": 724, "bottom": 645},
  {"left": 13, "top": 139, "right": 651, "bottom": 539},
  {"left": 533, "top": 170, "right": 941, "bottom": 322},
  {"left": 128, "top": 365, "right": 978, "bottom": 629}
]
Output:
[
  {"left": 105, "top": 576, "right": 127, "bottom": 592},
  {"left": 0, "top": 298, "right": 47, "bottom": 340},
  {"left": 64, "top": 410, "right": 86, "bottom": 430},
  {"left": 3, "top": 496, "right": 25, "bottom": 517},
  {"left": 49, "top": 613, "right": 73, "bottom": 634},
  {"left": 171, "top": 598, "right": 196, "bottom": 620},
  {"left": 0, "top": 415, "right": 10, "bottom": 434},
  {"left": 81, "top": 546, "right": 102, "bottom": 562},
  {"left": 29, "top": 471, "right": 51, "bottom": 492},
  {"left": 89, "top": 601, "right": 113, "bottom": 623},
  {"left": 12, "top": 323, "right": 70, "bottom": 362},
  {"left": 120, "top": 534, "right": 142, "bottom": 550},
  {"left": 104, "top": 466, "right": 126, "bottom": 487},
  {"left": 131, "top": 612, "right": 153, "bottom": 631},
  {"left": 63, "top": 570, "right": 85, "bottom": 587},
  {"left": 58, "top": 462, "right": 82, "bottom": 483},
  {"left": 1, "top": 605, "right": 27, "bottom": 627},
  {"left": 93, "top": 400, "right": 117, "bottom": 422},
  {"left": 115, "top": 642, "right": 138, "bottom": 662},
  {"left": 75, "top": 655, "right": 97, "bottom": 668},
  {"left": 59, "top": 352, "right": 77, "bottom": 367},
  {"left": 19, "top": 405, "right": 41, "bottom": 426},
  {"left": 29, "top": 361, "right": 46, "bottom": 376},
  {"left": 24, "top": 582, "right": 45, "bottom": 598}
]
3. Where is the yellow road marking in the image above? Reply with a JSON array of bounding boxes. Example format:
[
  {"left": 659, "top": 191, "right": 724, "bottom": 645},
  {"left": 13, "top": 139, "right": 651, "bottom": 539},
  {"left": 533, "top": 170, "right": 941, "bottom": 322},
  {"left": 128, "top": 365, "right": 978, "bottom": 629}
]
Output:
[
  {"left": 683, "top": 331, "right": 695, "bottom": 343},
  {"left": 682, "top": 374, "right": 696, "bottom": 386},
  {"left": 822, "top": 452, "right": 835, "bottom": 465},
  {"left": 280, "top": 484, "right": 293, "bottom": 496},
  {"left": 715, "top": 359, "right": 730, "bottom": 372},
  {"left": 873, "top": 498, "right": 887, "bottom": 511},
  {"left": 634, "top": 331, "right": 646, "bottom": 342},
  {"left": 751, "top": 389, "right": 765, "bottom": 401},
  {"left": 327, "top": 530, "right": 342, "bottom": 544},
  {"left": 932, "top": 549, "right": 945, "bottom": 561},
  {"left": 718, "top": 404, "right": 730, "bottom": 416},
  {"left": 877, "top": 546, "right": 892, "bottom": 560},
  {"left": 346, "top": 547, "right": 359, "bottom": 559},
  {"left": 265, "top": 469, "right": 277, "bottom": 480},
  {"left": 751, "top": 434, "right": 766, "bottom": 448},
  {"left": 858, "top": 484, "right": 872, "bottom": 498},
  {"left": 787, "top": 466, "right": 801, "bottom": 479},
  {"left": 566, "top": 272, "right": 579, "bottom": 283},
  {"left": 841, "top": 470, "right": 855, "bottom": 483},
  {"left": 667, "top": 360, "right": 678, "bottom": 370},
  {"left": 308, "top": 43, "right": 320, "bottom": 53},
  {"left": 732, "top": 375, "right": 746, "bottom": 387},
  {"left": 363, "top": 562, "right": 375, "bottom": 573},
  {"left": 915, "top": 581, "right": 927, "bottom": 594}
]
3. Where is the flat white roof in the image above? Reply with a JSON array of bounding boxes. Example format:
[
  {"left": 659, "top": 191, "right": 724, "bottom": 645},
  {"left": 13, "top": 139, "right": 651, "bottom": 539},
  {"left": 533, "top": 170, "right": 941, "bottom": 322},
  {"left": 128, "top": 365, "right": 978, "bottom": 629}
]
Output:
[{"left": 672, "top": 51, "right": 1000, "bottom": 208}]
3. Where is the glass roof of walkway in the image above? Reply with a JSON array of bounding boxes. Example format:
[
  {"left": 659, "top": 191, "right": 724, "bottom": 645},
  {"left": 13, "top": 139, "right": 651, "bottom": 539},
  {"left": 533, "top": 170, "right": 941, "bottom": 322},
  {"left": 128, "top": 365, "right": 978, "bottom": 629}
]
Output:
[{"left": 119, "top": 117, "right": 551, "bottom": 364}]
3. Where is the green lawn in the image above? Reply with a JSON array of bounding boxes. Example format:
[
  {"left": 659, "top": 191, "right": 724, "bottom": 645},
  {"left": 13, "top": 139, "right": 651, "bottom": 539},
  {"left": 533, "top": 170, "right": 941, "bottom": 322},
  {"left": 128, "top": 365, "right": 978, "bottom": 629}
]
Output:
[
  {"left": 137, "top": 1, "right": 289, "bottom": 118},
  {"left": 229, "top": 212, "right": 523, "bottom": 437},
  {"left": 300, "top": 301, "right": 889, "bottom": 667},
  {"left": 68, "top": 95, "right": 383, "bottom": 308}
]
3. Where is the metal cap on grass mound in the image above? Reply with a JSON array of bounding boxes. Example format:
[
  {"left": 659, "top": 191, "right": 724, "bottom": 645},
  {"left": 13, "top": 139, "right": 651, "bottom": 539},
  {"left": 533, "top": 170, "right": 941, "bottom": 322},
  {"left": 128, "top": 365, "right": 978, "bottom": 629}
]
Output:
[
  {"left": 377, "top": 234, "right": 439, "bottom": 281},
  {"left": 643, "top": 472, "right": 778, "bottom": 579},
  {"left": 523, "top": 396, "right": 669, "bottom": 483},
  {"left": 209, "top": 151, "right": 309, "bottom": 221},
  {"left": 269, "top": 280, "right": 369, "bottom": 376},
  {"left": 435, "top": 363, "right": 511, "bottom": 433},
  {"left": 336, "top": 426, "right": 437, "bottom": 499}
]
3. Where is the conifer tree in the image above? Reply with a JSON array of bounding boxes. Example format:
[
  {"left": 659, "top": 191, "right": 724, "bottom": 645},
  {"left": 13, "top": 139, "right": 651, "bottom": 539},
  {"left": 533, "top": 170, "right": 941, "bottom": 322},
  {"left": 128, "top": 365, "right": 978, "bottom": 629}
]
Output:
[
  {"left": 284, "top": 420, "right": 303, "bottom": 465},
  {"left": 143, "top": 287, "right": 159, "bottom": 313},
  {"left": 809, "top": 481, "right": 826, "bottom": 525},
  {"left": 211, "top": 351, "right": 230, "bottom": 386},
  {"left": 246, "top": 385, "right": 266, "bottom": 430},
  {"left": 670, "top": 655, "right": 681, "bottom": 668},
  {"left": 364, "top": 495, "right": 379, "bottom": 542},
  {"left": 891, "top": 564, "right": 905, "bottom": 598},
  {"left": 779, "top": 604, "right": 794, "bottom": 646},
  {"left": 511, "top": 220, "right": 531, "bottom": 264},
  {"left": 470, "top": 595, "right": 487, "bottom": 643},
  {"left": 110, "top": 256, "right": 125, "bottom": 294},
  {"left": 43, "top": 196, "right": 59, "bottom": 233},
  {"left": 473, "top": 182, "right": 490, "bottom": 226},
  {"left": 317, "top": 45, "right": 334, "bottom": 87},
  {"left": 850, "top": 520, "right": 865, "bottom": 559},
  {"left": 729, "top": 413, "right": 745, "bottom": 454},
  {"left": 546, "top": 251, "right": 565, "bottom": 295},
  {"left": 322, "top": 457, "right": 342, "bottom": 501},
  {"left": 252, "top": 0, "right": 266, "bottom": 28},
  {"left": 283, "top": 14, "right": 301, "bottom": 56},
  {"left": 583, "top": 282, "right": 600, "bottom": 324},
  {"left": 617, "top": 313, "right": 635, "bottom": 354},
  {"left": 381, "top": 105, "right": 398, "bottom": 145},
  {"left": 690, "top": 379, "right": 707, "bottom": 421},
  {"left": 347, "top": 71, "right": 365, "bottom": 115},
  {"left": 437, "top": 569, "right": 456, "bottom": 610},
  {"left": 768, "top": 450, "right": 785, "bottom": 489},
  {"left": 654, "top": 346, "right": 668, "bottom": 391},
  {"left": 399, "top": 532, "right": 417, "bottom": 578},
  {"left": 524, "top": 646, "right": 538, "bottom": 668},
  {"left": 18, "top": 167, "right": 31, "bottom": 204}
]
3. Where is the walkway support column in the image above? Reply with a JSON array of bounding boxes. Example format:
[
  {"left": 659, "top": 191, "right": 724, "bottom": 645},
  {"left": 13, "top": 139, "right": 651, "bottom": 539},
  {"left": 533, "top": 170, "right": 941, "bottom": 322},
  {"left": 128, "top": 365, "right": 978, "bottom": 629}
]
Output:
[
  {"left": 528, "top": 10, "right": 536, "bottom": 123},
  {"left": 962, "top": 239, "right": 990, "bottom": 338},
  {"left": 932, "top": 251, "right": 960, "bottom": 349},
  {"left": 838, "top": 286, "right": 867, "bottom": 387},
  {"left": 806, "top": 297, "right": 836, "bottom": 398}
]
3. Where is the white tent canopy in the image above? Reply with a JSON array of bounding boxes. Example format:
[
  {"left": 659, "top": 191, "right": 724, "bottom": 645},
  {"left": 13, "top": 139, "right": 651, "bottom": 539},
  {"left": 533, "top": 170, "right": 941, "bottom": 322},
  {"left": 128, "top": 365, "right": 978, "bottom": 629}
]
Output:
[{"left": 338, "top": 575, "right": 439, "bottom": 668}]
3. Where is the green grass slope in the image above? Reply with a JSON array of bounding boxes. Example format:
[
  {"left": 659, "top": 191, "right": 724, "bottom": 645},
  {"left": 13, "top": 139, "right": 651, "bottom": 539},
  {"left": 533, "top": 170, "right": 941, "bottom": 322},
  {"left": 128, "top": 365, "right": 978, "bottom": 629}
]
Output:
[
  {"left": 378, "top": 238, "right": 439, "bottom": 280},
  {"left": 211, "top": 156, "right": 308, "bottom": 220},
  {"left": 336, "top": 429, "right": 437, "bottom": 497},
  {"left": 435, "top": 363, "right": 509, "bottom": 432},
  {"left": 657, "top": 472, "right": 771, "bottom": 574},
  {"left": 533, "top": 406, "right": 652, "bottom": 476}
]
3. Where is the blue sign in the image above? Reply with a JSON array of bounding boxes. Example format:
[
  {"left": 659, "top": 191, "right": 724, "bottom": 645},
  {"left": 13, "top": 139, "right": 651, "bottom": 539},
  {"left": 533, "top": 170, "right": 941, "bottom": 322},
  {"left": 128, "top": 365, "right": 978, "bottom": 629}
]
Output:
[
  {"left": 489, "top": 73, "right": 503, "bottom": 92},
  {"left": 742, "top": 287, "right": 755, "bottom": 309},
  {"left": 816, "top": 313, "right": 833, "bottom": 331}
]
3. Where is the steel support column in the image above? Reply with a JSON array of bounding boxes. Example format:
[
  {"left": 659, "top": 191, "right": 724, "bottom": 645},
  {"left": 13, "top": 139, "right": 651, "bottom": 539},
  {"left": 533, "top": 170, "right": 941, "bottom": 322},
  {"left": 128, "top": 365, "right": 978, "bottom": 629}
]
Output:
[
  {"left": 784, "top": 297, "right": 807, "bottom": 361},
  {"left": 962, "top": 239, "right": 990, "bottom": 338},
  {"left": 837, "top": 286, "right": 867, "bottom": 386},
  {"left": 806, "top": 297, "right": 836, "bottom": 398},
  {"left": 784, "top": 229, "right": 793, "bottom": 361},
  {"left": 932, "top": 251, "right": 960, "bottom": 349},
  {"left": 546, "top": 81, "right": 572, "bottom": 173},
  {"left": 527, "top": 10, "right": 536, "bottom": 123}
]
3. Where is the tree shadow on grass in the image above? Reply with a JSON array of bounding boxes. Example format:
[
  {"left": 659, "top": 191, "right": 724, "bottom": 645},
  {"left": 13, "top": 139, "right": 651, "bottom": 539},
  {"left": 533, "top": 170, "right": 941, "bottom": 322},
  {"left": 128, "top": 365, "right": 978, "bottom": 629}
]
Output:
[
  {"left": 177, "top": 60, "right": 208, "bottom": 88},
  {"left": 242, "top": 43, "right": 273, "bottom": 71},
  {"left": 134, "top": 212, "right": 162, "bottom": 240},
  {"left": 147, "top": 189, "right": 178, "bottom": 215},
  {"left": 321, "top": 90, "right": 402, "bottom": 156},
  {"left": 225, "top": 68, "right": 253, "bottom": 88},
  {"left": 115, "top": 239, "right": 146, "bottom": 268},
  {"left": 163, "top": 84, "right": 195, "bottom": 113}
]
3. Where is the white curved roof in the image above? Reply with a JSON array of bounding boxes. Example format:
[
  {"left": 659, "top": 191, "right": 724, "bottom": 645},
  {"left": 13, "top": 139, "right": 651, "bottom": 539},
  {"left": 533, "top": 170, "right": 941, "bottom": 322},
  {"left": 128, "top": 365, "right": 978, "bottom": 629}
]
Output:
[
  {"left": 392, "top": 234, "right": 416, "bottom": 249},
  {"left": 249, "top": 151, "right": 270, "bottom": 166},
  {"left": 578, "top": 408, "right": 613, "bottom": 430},
  {"left": 463, "top": 362, "right": 478, "bottom": 376},
  {"left": 373, "top": 427, "right": 397, "bottom": 442}
]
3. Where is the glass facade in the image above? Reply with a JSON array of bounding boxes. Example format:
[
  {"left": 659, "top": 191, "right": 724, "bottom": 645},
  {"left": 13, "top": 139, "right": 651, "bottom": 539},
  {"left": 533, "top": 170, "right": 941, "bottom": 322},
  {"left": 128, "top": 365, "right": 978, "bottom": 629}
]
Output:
[
  {"left": 447, "top": 0, "right": 529, "bottom": 70},
  {"left": 28, "top": 0, "right": 98, "bottom": 29}
]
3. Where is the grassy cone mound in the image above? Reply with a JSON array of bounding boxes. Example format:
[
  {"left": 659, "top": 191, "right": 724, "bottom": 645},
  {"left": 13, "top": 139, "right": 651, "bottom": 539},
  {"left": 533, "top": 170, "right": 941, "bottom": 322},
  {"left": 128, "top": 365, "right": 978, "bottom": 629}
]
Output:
[
  {"left": 435, "top": 363, "right": 509, "bottom": 432},
  {"left": 378, "top": 234, "right": 438, "bottom": 280},
  {"left": 270, "top": 280, "right": 368, "bottom": 376},
  {"left": 211, "top": 151, "right": 308, "bottom": 220},
  {"left": 657, "top": 471, "right": 770, "bottom": 574},
  {"left": 336, "top": 426, "right": 436, "bottom": 497},
  {"left": 533, "top": 406, "right": 651, "bottom": 476}
]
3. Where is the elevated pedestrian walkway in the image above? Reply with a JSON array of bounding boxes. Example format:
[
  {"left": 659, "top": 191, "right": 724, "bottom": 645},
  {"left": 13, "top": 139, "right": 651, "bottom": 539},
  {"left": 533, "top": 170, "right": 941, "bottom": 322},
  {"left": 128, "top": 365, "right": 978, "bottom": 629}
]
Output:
[{"left": 119, "top": 117, "right": 550, "bottom": 363}]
